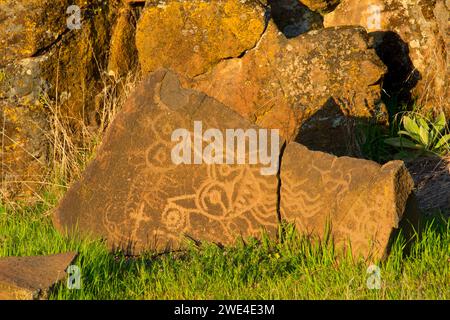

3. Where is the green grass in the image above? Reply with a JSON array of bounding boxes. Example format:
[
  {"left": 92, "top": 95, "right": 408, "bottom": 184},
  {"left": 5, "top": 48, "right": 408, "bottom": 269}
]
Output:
[{"left": 0, "top": 201, "right": 448, "bottom": 300}]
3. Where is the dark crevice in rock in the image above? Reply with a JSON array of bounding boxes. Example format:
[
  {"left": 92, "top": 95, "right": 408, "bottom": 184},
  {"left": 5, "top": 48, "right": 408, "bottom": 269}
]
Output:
[
  {"left": 268, "top": 0, "right": 323, "bottom": 38},
  {"left": 276, "top": 140, "right": 288, "bottom": 225},
  {"left": 370, "top": 31, "right": 421, "bottom": 108},
  {"left": 31, "top": 28, "right": 71, "bottom": 58},
  {"left": 125, "top": 0, "right": 147, "bottom": 7},
  {"left": 227, "top": 9, "right": 271, "bottom": 60},
  {"left": 317, "top": 0, "right": 341, "bottom": 14}
]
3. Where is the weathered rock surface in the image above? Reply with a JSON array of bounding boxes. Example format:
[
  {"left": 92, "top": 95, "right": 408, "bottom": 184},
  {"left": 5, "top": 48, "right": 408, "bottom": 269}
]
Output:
[
  {"left": 406, "top": 156, "right": 450, "bottom": 214},
  {"left": 53, "top": 69, "right": 281, "bottom": 254},
  {"left": 107, "top": 6, "right": 139, "bottom": 78},
  {"left": 268, "top": 0, "right": 324, "bottom": 38},
  {"left": 0, "top": 0, "right": 125, "bottom": 200},
  {"left": 324, "top": 0, "right": 450, "bottom": 114},
  {"left": 53, "top": 69, "right": 420, "bottom": 259},
  {"left": 0, "top": 252, "right": 77, "bottom": 300},
  {"left": 136, "top": 0, "right": 268, "bottom": 78},
  {"left": 189, "top": 22, "right": 388, "bottom": 153},
  {"left": 0, "top": 57, "right": 50, "bottom": 199},
  {"left": 280, "top": 142, "right": 416, "bottom": 260},
  {"left": 0, "top": 0, "right": 69, "bottom": 66},
  {"left": 299, "top": 0, "right": 340, "bottom": 13}
]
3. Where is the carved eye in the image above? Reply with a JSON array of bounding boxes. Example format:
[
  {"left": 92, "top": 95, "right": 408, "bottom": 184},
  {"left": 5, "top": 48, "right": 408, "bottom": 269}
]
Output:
[
  {"left": 198, "top": 182, "right": 230, "bottom": 217},
  {"left": 209, "top": 189, "right": 222, "bottom": 204}
]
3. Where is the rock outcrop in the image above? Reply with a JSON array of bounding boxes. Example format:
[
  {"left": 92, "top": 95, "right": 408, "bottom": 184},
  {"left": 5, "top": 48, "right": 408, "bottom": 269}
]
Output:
[
  {"left": 0, "top": 0, "right": 127, "bottom": 199},
  {"left": 189, "top": 23, "right": 388, "bottom": 154},
  {"left": 53, "top": 70, "right": 417, "bottom": 260},
  {"left": 324, "top": 0, "right": 450, "bottom": 115},
  {"left": 1, "top": 0, "right": 433, "bottom": 261},
  {"left": 135, "top": 1, "right": 388, "bottom": 155}
]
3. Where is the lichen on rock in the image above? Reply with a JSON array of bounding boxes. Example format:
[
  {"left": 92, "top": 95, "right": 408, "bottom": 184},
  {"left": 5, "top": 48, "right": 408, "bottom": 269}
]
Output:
[
  {"left": 188, "top": 23, "right": 388, "bottom": 155},
  {"left": 136, "top": 0, "right": 269, "bottom": 78},
  {"left": 324, "top": 0, "right": 449, "bottom": 116}
]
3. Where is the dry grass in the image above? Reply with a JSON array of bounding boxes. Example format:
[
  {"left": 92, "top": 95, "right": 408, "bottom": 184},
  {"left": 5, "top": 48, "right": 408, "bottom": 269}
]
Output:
[
  {"left": 45, "top": 71, "right": 139, "bottom": 198},
  {"left": 48, "top": 71, "right": 137, "bottom": 182},
  {"left": 1, "top": 69, "right": 139, "bottom": 208}
]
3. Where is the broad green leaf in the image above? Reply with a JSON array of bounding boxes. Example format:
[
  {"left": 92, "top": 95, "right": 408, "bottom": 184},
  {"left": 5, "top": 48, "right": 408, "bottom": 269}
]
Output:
[
  {"left": 418, "top": 125, "right": 429, "bottom": 146},
  {"left": 434, "top": 112, "right": 446, "bottom": 132},
  {"left": 429, "top": 129, "right": 436, "bottom": 144},
  {"left": 398, "top": 130, "right": 419, "bottom": 142},
  {"left": 417, "top": 117, "right": 430, "bottom": 131},
  {"left": 434, "top": 133, "right": 450, "bottom": 150},
  {"left": 402, "top": 116, "right": 421, "bottom": 140},
  {"left": 384, "top": 137, "right": 423, "bottom": 150}
]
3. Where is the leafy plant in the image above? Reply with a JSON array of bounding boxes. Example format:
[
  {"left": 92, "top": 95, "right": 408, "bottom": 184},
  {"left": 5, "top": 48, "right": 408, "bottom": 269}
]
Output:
[{"left": 385, "top": 112, "right": 450, "bottom": 157}]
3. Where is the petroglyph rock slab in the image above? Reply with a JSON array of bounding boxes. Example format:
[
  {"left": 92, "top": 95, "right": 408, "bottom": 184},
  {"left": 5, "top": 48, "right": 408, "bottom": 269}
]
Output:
[
  {"left": 280, "top": 142, "right": 416, "bottom": 261},
  {"left": 53, "top": 69, "right": 281, "bottom": 254},
  {"left": 0, "top": 252, "right": 77, "bottom": 300}
]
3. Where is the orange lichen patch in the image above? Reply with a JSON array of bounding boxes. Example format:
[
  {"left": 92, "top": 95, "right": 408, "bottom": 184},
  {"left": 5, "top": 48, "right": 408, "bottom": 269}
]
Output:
[
  {"left": 0, "top": 0, "right": 70, "bottom": 65},
  {"left": 108, "top": 7, "right": 138, "bottom": 78},
  {"left": 0, "top": 101, "right": 48, "bottom": 200},
  {"left": 324, "top": 0, "right": 449, "bottom": 116},
  {"left": 189, "top": 23, "right": 387, "bottom": 150},
  {"left": 136, "top": 0, "right": 267, "bottom": 78}
]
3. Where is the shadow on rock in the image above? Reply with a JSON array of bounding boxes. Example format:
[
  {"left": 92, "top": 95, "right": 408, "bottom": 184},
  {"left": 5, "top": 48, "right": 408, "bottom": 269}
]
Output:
[
  {"left": 406, "top": 156, "right": 450, "bottom": 215},
  {"left": 295, "top": 97, "right": 380, "bottom": 157},
  {"left": 370, "top": 31, "right": 421, "bottom": 107},
  {"left": 268, "top": 0, "right": 323, "bottom": 38}
]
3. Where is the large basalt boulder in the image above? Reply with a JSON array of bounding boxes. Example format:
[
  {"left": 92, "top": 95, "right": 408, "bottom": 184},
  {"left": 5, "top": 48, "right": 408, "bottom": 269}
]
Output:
[
  {"left": 324, "top": 0, "right": 450, "bottom": 115},
  {"left": 189, "top": 23, "right": 388, "bottom": 154},
  {"left": 136, "top": 0, "right": 268, "bottom": 78},
  {"left": 53, "top": 69, "right": 281, "bottom": 254},
  {"left": 280, "top": 142, "right": 417, "bottom": 261}
]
